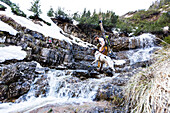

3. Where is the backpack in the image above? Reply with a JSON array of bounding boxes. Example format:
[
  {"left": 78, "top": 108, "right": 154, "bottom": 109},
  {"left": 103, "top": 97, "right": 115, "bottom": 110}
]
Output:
[{"left": 101, "top": 35, "right": 110, "bottom": 47}]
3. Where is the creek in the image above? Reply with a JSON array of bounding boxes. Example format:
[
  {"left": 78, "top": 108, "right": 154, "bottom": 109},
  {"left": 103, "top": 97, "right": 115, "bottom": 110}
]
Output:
[{"left": 0, "top": 33, "right": 161, "bottom": 112}]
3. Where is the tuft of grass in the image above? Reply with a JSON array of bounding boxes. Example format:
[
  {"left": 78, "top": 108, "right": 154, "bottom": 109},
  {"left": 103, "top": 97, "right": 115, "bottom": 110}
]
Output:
[
  {"left": 124, "top": 47, "right": 170, "bottom": 113},
  {"left": 163, "top": 35, "right": 170, "bottom": 44}
]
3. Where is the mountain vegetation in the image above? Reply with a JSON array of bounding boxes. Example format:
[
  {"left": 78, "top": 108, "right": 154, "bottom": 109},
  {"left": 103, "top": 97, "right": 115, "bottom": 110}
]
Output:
[
  {"left": 118, "top": 0, "right": 169, "bottom": 36},
  {"left": 0, "top": 0, "right": 26, "bottom": 17},
  {"left": 29, "top": 0, "right": 42, "bottom": 18},
  {"left": 1, "top": 0, "right": 169, "bottom": 39}
]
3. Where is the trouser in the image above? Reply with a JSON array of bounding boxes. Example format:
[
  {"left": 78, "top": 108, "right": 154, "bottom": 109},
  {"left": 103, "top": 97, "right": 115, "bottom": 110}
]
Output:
[{"left": 98, "top": 46, "right": 108, "bottom": 68}]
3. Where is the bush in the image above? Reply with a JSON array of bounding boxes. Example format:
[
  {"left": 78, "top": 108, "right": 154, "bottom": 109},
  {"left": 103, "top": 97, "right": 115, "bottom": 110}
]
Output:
[
  {"left": 124, "top": 47, "right": 170, "bottom": 113},
  {"left": 163, "top": 35, "right": 170, "bottom": 44},
  {"left": 29, "top": 0, "right": 42, "bottom": 17},
  {"left": 0, "top": 4, "right": 6, "bottom": 11},
  {"left": 11, "top": 4, "right": 26, "bottom": 17},
  {"left": 0, "top": 0, "right": 26, "bottom": 17},
  {"left": 47, "top": 7, "right": 54, "bottom": 17}
]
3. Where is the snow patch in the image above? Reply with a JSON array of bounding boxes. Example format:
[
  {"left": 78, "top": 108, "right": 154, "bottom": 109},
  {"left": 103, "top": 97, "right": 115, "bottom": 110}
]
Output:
[
  {"left": 0, "top": 46, "right": 27, "bottom": 63},
  {"left": 0, "top": 1, "right": 93, "bottom": 47},
  {"left": 0, "top": 21, "right": 18, "bottom": 35}
]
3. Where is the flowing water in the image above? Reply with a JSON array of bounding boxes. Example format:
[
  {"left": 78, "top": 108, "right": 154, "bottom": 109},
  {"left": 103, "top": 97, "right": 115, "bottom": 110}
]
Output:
[
  {"left": 127, "top": 33, "right": 160, "bottom": 65},
  {"left": 0, "top": 33, "right": 161, "bottom": 112}
]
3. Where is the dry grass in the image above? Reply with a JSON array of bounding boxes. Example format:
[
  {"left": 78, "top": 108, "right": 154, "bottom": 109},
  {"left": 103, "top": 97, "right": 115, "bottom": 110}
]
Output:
[{"left": 124, "top": 46, "right": 170, "bottom": 113}]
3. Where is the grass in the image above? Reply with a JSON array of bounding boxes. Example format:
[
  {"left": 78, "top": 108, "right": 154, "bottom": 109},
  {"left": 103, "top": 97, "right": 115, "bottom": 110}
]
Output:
[{"left": 124, "top": 46, "right": 170, "bottom": 113}]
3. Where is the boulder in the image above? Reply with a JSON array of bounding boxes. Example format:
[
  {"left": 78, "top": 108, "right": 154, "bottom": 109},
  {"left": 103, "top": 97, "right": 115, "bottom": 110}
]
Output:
[{"left": 0, "top": 62, "right": 37, "bottom": 102}]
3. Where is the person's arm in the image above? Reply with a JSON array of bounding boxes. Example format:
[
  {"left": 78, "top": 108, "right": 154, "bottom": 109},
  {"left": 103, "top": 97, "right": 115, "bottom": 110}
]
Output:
[{"left": 99, "top": 38, "right": 105, "bottom": 52}]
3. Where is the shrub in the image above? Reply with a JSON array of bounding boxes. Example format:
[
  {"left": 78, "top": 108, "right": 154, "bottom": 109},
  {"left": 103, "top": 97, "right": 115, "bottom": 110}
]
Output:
[
  {"left": 47, "top": 7, "right": 54, "bottom": 17},
  {"left": 0, "top": 4, "right": 6, "bottom": 11},
  {"left": 11, "top": 4, "right": 26, "bottom": 17},
  {"left": 124, "top": 47, "right": 170, "bottom": 113},
  {"left": 29, "top": 0, "right": 42, "bottom": 17},
  {"left": 0, "top": 0, "right": 26, "bottom": 17},
  {"left": 163, "top": 35, "right": 170, "bottom": 44}
]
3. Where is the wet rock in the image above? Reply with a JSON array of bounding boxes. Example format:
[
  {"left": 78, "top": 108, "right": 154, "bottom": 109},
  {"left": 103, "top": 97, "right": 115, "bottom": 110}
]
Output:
[
  {"left": 0, "top": 62, "right": 37, "bottom": 102},
  {"left": 94, "top": 83, "right": 124, "bottom": 102},
  {"left": 31, "top": 31, "right": 44, "bottom": 41},
  {"left": 72, "top": 69, "right": 99, "bottom": 79}
]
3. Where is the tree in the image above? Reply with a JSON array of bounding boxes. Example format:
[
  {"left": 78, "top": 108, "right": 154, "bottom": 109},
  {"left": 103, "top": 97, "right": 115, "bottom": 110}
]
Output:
[
  {"left": 29, "top": 0, "right": 42, "bottom": 17},
  {"left": 55, "top": 7, "right": 67, "bottom": 18},
  {"left": 47, "top": 7, "right": 54, "bottom": 17},
  {"left": 73, "top": 12, "right": 80, "bottom": 20}
]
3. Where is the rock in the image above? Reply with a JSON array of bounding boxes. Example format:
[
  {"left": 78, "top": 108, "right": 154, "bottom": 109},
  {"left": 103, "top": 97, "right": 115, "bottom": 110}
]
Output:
[
  {"left": 0, "top": 62, "right": 37, "bottom": 102},
  {"left": 94, "top": 83, "right": 124, "bottom": 102},
  {"left": 71, "top": 69, "right": 99, "bottom": 79}
]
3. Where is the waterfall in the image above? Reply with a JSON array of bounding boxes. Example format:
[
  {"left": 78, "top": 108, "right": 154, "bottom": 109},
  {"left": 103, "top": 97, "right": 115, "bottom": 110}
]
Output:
[
  {"left": 47, "top": 70, "right": 99, "bottom": 100},
  {"left": 128, "top": 33, "right": 160, "bottom": 65},
  {"left": 129, "top": 33, "right": 155, "bottom": 49},
  {"left": 0, "top": 33, "right": 161, "bottom": 113},
  {"left": 0, "top": 69, "right": 111, "bottom": 113}
]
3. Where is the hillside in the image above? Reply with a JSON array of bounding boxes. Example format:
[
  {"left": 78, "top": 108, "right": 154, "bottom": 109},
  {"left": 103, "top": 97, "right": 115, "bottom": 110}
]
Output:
[{"left": 118, "top": 0, "right": 169, "bottom": 37}]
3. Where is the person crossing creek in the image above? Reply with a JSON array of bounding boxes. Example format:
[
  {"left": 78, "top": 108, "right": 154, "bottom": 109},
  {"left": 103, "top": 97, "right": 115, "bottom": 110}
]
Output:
[{"left": 92, "top": 18, "right": 114, "bottom": 71}]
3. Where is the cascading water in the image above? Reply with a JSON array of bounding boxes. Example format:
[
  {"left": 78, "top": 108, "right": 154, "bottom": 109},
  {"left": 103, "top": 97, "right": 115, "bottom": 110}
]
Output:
[
  {"left": 0, "top": 69, "right": 112, "bottom": 112},
  {"left": 0, "top": 33, "right": 160, "bottom": 113},
  {"left": 127, "top": 33, "right": 160, "bottom": 65}
]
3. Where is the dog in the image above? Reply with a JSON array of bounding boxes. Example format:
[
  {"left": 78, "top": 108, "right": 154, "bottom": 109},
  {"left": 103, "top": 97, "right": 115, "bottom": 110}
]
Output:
[{"left": 91, "top": 49, "right": 115, "bottom": 72}]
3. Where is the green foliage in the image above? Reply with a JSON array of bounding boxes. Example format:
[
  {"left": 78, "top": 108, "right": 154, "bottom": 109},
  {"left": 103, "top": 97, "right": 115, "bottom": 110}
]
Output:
[
  {"left": 28, "top": 0, "right": 51, "bottom": 26},
  {"left": 116, "top": 19, "right": 133, "bottom": 34},
  {"left": 116, "top": 4, "right": 170, "bottom": 35},
  {"left": 11, "top": 4, "right": 26, "bottom": 17},
  {"left": 163, "top": 35, "right": 170, "bottom": 44},
  {"left": 149, "top": 0, "right": 170, "bottom": 10},
  {"left": 73, "top": 12, "right": 80, "bottom": 21},
  {"left": 54, "top": 7, "right": 73, "bottom": 23},
  {"left": 74, "top": 8, "right": 118, "bottom": 27},
  {"left": 55, "top": 7, "right": 68, "bottom": 18},
  {"left": 29, "top": 0, "right": 42, "bottom": 17},
  {"left": 102, "top": 11, "right": 118, "bottom": 27},
  {"left": 0, "top": 0, "right": 26, "bottom": 17},
  {"left": 157, "top": 12, "right": 170, "bottom": 25},
  {"left": 47, "top": 7, "right": 54, "bottom": 17},
  {"left": 0, "top": 4, "right": 6, "bottom": 10}
]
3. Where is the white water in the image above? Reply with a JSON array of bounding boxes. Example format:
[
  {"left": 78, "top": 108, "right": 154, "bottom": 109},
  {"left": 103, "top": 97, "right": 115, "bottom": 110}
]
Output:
[
  {"left": 0, "top": 69, "right": 112, "bottom": 113},
  {"left": 0, "top": 33, "right": 160, "bottom": 112},
  {"left": 128, "top": 33, "right": 160, "bottom": 65}
]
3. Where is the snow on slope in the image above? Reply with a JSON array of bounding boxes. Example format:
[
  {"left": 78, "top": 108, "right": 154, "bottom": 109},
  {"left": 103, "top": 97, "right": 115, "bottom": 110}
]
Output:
[
  {"left": 0, "top": 21, "right": 18, "bottom": 35},
  {"left": 0, "top": 46, "right": 27, "bottom": 63},
  {"left": 0, "top": 1, "right": 94, "bottom": 47},
  {"left": 0, "top": 1, "right": 94, "bottom": 63}
]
